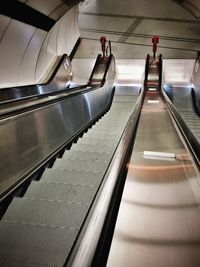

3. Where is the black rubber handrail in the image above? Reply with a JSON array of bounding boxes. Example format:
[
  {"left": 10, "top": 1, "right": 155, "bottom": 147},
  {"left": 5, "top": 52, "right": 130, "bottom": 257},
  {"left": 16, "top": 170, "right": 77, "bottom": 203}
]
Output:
[
  {"left": 144, "top": 54, "right": 150, "bottom": 87},
  {"left": 159, "top": 54, "right": 163, "bottom": 89},
  {"left": 0, "top": 38, "right": 81, "bottom": 103},
  {"left": 0, "top": 54, "right": 72, "bottom": 104},
  {"left": 88, "top": 54, "right": 102, "bottom": 83}
]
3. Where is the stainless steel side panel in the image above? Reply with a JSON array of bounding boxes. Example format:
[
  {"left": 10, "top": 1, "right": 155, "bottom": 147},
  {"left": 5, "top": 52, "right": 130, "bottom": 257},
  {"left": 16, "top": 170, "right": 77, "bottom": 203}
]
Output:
[{"left": 0, "top": 77, "right": 114, "bottom": 197}]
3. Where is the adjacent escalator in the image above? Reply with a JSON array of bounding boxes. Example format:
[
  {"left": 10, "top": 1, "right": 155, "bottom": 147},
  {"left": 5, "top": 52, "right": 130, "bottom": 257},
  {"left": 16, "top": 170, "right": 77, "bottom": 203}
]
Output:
[
  {"left": 0, "top": 54, "right": 116, "bottom": 202},
  {"left": 0, "top": 84, "right": 141, "bottom": 267},
  {"left": 164, "top": 85, "right": 200, "bottom": 144}
]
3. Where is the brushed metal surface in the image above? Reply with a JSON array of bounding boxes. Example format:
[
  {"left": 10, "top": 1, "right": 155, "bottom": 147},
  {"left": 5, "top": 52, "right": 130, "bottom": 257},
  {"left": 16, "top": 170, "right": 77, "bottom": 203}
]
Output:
[
  {"left": 0, "top": 61, "right": 115, "bottom": 198},
  {"left": 107, "top": 91, "right": 200, "bottom": 267},
  {"left": 0, "top": 86, "right": 139, "bottom": 267}
]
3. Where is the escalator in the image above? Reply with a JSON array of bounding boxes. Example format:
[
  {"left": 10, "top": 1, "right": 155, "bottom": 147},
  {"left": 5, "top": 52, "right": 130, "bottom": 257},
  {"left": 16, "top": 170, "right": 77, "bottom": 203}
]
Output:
[
  {"left": 88, "top": 56, "right": 200, "bottom": 267},
  {"left": 165, "top": 85, "right": 200, "bottom": 145},
  {"left": 0, "top": 53, "right": 116, "bottom": 201},
  {"left": 2, "top": 52, "right": 199, "bottom": 267},
  {"left": 0, "top": 54, "right": 72, "bottom": 103},
  {"left": 0, "top": 53, "right": 142, "bottom": 266}
]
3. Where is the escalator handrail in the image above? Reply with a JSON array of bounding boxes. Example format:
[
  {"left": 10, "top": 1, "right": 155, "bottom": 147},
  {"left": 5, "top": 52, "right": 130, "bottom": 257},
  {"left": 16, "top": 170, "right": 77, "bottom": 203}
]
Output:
[
  {"left": 159, "top": 54, "right": 163, "bottom": 89},
  {"left": 88, "top": 54, "right": 102, "bottom": 83},
  {"left": 144, "top": 54, "right": 150, "bottom": 89},
  {"left": 162, "top": 88, "right": 200, "bottom": 169},
  {"left": 0, "top": 38, "right": 81, "bottom": 102},
  {"left": 65, "top": 87, "right": 145, "bottom": 267},
  {"left": 0, "top": 55, "right": 115, "bottom": 119},
  {"left": 0, "top": 54, "right": 68, "bottom": 101},
  {"left": 88, "top": 54, "right": 115, "bottom": 86}
]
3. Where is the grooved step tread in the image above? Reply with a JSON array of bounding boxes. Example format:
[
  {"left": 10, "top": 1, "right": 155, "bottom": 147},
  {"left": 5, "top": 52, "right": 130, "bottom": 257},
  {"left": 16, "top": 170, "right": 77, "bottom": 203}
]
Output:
[
  {"left": 0, "top": 221, "right": 75, "bottom": 267},
  {"left": 172, "top": 87, "right": 200, "bottom": 144},
  {"left": 63, "top": 150, "right": 112, "bottom": 162},
  {"left": 52, "top": 158, "right": 107, "bottom": 173},
  {"left": 71, "top": 143, "right": 115, "bottom": 153},
  {"left": 41, "top": 169, "right": 103, "bottom": 185},
  {"left": 25, "top": 181, "right": 96, "bottom": 203},
  {"left": 82, "top": 132, "right": 119, "bottom": 141},
  {"left": 3, "top": 198, "right": 88, "bottom": 230},
  {"left": 77, "top": 137, "right": 117, "bottom": 146}
]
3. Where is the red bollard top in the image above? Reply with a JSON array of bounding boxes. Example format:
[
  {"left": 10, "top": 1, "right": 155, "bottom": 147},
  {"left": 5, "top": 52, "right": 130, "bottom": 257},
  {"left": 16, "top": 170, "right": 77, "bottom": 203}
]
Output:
[
  {"left": 100, "top": 36, "right": 107, "bottom": 44},
  {"left": 152, "top": 34, "right": 159, "bottom": 44},
  {"left": 100, "top": 36, "right": 107, "bottom": 57}
]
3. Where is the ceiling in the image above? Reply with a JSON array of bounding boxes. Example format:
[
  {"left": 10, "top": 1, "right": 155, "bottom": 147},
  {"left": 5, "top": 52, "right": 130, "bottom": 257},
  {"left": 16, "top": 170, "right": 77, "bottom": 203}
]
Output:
[{"left": 1, "top": 0, "right": 83, "bottom": 31}]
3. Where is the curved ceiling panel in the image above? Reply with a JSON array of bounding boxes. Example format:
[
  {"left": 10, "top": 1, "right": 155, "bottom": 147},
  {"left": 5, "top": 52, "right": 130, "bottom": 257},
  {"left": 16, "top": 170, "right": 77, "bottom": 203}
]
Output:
[
  {"left": 1, "top": 0, "right": 83, "bottom": 31},
  {"left": 49, "top": 3, "right": 70, "bottom": 20},
  {"left": 26, "top": 0, "right": 64, "bottom": 16}
]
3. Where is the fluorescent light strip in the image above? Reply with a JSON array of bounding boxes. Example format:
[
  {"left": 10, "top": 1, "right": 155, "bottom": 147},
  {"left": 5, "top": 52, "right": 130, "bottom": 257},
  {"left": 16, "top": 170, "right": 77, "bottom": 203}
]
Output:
[
  {"left": 149, "top": 88, "right": 157, "bottom": 91},
  {"left": 144, "top": 151, "right": 176, "bottom": 158},
  {"left": 148, "top": 100, "right": 159, "bottom": 103}
]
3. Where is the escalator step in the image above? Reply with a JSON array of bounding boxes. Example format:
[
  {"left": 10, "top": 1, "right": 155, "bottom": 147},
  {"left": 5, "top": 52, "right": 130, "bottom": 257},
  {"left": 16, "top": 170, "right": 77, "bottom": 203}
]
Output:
[
  {"left": 24, "top": 181, "right": 96, "bottom": 203},
  {"left": 41, "top": 169, "right": 103, "bottom": 186},
  {"left": 0, "top": 221, "right": 75, "bottom": 267},
  {"left": 93, "top": 122, "right": 127, "bottom": 129},
  {"left": 87, "top": 127, "right": 123, "bottom": 136},
  {"left": 77, "top": 137, "right": 117, "bottom": 146},
  {"left": 63, "top": 150, "right": 112, "bottom": 162},
  {"left": 82, "top": 132, "right": 119, "bottom": 141},
  {"left": 70, "top": 143, "right": 115, "bottom": 153},
  {"left": 52, "top": 158, "right": 107, "bottom": 173},
  {"left": 3, "top": 198, "right": 88, "bottom": 230}
]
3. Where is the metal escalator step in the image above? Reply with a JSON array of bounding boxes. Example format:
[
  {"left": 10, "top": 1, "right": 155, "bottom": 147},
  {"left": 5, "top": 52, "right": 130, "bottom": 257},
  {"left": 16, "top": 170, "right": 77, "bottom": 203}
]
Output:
[
  {"left": 94, "top": 121, "right": 127, "bottom": 129},
  {"left": 3, "top": 198, "right": 88, "bottom": 230},
  {"left": 63, "top": 150, "right": 112, "bottom": 162},
  {"left": 71, "top": 143, "right": 115, "bottom": 153},
  {"left": 113, "top": 103, "right": 134, "bottom": 109},
  {"left": 87, "top": 128, "right": 122, "bottom": 135},
  {"left": 24, "top": 181, "right": 96, "bottom": 203},
  {"left": 77, "top": 137, "right": 117, "bottom": 146},
  {"left": 89, "top": 126, "right": 124, "bottom": 134},
  {"left": 82, "top": 132, "right": 119, "bottom": 141},
  {"left": 98, "top": 113, "right": 130, "bottom": 119},
  {"left": 185, "top": 122, "right": 200, "bottom": 126},
  {"left": 104, "top": 111, "right": 130, "bottom": 117},
  {"left": 93, "top": 121, "right": 125, "bottom": 128},
  {"left": 183, "top": 119, "right": 200, "bottom": 124},
  {"left": 0, "top": 221, "right": 75, "bottom": 267},
  {"left": 40, "top": 169, "right": 103, "bottom": 185},
  {"left": 52, "top": 158, "right": 107, "bottom": 173}
]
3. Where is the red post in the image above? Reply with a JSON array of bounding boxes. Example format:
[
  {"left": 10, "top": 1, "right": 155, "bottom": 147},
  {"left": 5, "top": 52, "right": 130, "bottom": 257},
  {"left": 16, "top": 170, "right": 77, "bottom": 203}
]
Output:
[
  {"left": 100, "top": 36, "right": 107, "bottom": 57},
  {"left": 152, "top": 34, "right": 159, "bottom": 60}
]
